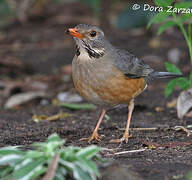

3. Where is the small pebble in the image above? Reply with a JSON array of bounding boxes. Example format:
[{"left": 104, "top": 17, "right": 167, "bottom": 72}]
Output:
[
  {"left": 167, "top": 48, "right": 181, "bottom": 64},
  {"left": 57, "top": 92, "right": 83, "bottom": 103}
]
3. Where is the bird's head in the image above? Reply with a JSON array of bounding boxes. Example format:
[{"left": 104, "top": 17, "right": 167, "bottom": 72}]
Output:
[{"left": 66, "top": 24, "right": 110, "bottom": 58}]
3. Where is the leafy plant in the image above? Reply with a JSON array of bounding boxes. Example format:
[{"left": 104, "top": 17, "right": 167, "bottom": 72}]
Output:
[
  {"left": 164, "top": 62, "right": 192, "bottom": 97},
  {"left": 0, "top": 134, "right": 103, "bottom": 180},
  {"left": 148, "top": 0, "right": 192, "bottom": 96}
]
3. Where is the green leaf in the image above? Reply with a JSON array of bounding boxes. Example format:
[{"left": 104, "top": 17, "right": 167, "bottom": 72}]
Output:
[
  {"left": 0, "top": 154, "right": 23, "bottom": 166},
  {"left": 57, "top": 166, "right": 67, "bottom": 176},
  {"left": 60, "top": 147, "right": 80, "bottom": 161},
  {"left": 59, "top": 103, "right": 97, "bottom": 110},
  {"left": 75, "top": 164, "right": 93, "bottom": 180},
  {"left": 190, "top": 72, "right": 192, "bottom": 84},
  {"left": 188, "top": 23, "right": 192, "bottom": 43},
  {"left": 46, "top": 133, "right": 63, "bottom": 143},
  {"left": 59, "top": 160, "right": 77, "bottom": 179},
  {"left": 147, "top": 11, "right": 170, "bottom": 28},
  {"left": 180, "top": 14, "right": 192, "bottom": 23},
  {"left": 76, "top": 159, "right": 99, "bottom": 177},
  {"left": 54, "top": 171, "right": 66, "bottom": 180},
  {"left": 176, "top": 77, "right": 190, "bottom": 90},
  {"left": 0, "top": 166, "right": 13, "bottom": 178},
  {"left": 59, "top": 159, "right": 76, "bottom": 170},
  {"left": 154, "top": 0, "right": 173, "bottom": 7},
  {"left": 93, "top": 154, "right": 104, "bottom": 163},
  {"left": 28, "top": 166, "right": 47, "bottom": 180},
  {"left": 174, "top": 2, "right": 192, "bottom": 8},
  {"left": 76, "top": 146, "right": 100, "bottom": 160},
  {"left": 0, "top": 147, "right": 23, "bottom": 156},
  {"left": 189, "top": 71, "right": 192, "bottom": 81},
  {"left": 165, "top": 77, "right": 190, "bottom": 97},
  {"left": 157, "top": 21, "right": 177, "bottom": 35},
  {"left": 165, "top": 79, "right": 178, "bottom": 97},
  {"left": 24, "top": 151, "right": 43, "bottom": 159},
  {"left": 13, "top": 158, "right": 46, "bottom": 179},
  {"left": 0, "top": 174, "right": 13, "bottom": 180},
  {"left": 33, "top": 133, "right": 64, "bottom": 153},
  {"left": 165, "top": 62, "right": 182, "bottom": 74}
]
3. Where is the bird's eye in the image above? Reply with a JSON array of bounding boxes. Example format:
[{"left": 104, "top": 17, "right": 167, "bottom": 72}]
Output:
[{"left": 89, "top": 30, "right": 97, "bottom": 37}]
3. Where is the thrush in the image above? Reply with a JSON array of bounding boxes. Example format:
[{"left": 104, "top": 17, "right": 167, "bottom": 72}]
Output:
[{"left": 66, "top": 24, "right": 182, "bottom": 143}]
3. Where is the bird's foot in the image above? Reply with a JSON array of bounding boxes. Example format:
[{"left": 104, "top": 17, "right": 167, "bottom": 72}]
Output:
[
  {"left": 80, "top": 131, "right": 104, "bottom": 142},
  {"left": 110, "top": 133, "right": 132, "bottom": 144}
]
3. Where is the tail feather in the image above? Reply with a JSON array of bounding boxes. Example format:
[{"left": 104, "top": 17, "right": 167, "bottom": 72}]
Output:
[{"left": 150, "top": 71, "right": 183, "bottom": 79}]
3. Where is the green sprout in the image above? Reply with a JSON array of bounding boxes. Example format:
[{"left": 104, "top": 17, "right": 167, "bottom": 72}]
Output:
[
  {"left": 0, "top": 134, "right": 103, "bottom": 180},
  {"left": 148, "top": 0, "right": 192, "bottom": 97}
]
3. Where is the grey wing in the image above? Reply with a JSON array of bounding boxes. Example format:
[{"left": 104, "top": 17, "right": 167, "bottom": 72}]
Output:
[{"left": 113, "top": 49, "right": 154, "bottom": 78}]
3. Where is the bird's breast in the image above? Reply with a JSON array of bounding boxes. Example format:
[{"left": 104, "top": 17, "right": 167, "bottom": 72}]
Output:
[{"left": 72, "top": 57, "right": 146, "bottom": 107}]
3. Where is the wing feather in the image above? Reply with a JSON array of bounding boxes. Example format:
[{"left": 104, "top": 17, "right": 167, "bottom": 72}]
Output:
[{"left": 112, "top": 49, "right": 153, "bottom": 78}]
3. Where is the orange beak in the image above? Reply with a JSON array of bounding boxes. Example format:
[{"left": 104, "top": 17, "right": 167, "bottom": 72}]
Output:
[{"left": 66, "top": 28, "right": 84, "bottom": 39}]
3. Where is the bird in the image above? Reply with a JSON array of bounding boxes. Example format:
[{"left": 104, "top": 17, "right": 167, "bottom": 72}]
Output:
[{"left": 66, "top": 24, "right": 182, "bottom": 143}]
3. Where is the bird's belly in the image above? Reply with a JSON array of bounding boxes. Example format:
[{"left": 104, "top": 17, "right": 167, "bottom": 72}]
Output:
[
  {"left": 72, "top": 63, "right": 146, "bottom": 106},
  {"left": 97, "top": 76, "right": 146, "bottom": 105}
]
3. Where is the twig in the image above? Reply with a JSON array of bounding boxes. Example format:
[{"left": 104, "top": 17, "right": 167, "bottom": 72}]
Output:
[
  {"left": 172, "top": 126, "right": 192, "bottom": 137},
  {"left": 119, "top": 127, "right": 159, "bottom": 131},
  {"left": 131, "top": 127, "right": 158, "bottom": 131},
  {"left": 42, "top": 154, "right": 60, "bottom": 180},
  {"left": 105, "top": 148, "right": 146, "bottom": 156},
  {"left": 119, "top": 125, "right": 192, "bottom": 137}
]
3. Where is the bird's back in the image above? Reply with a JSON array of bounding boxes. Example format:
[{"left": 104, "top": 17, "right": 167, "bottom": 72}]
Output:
[{"left": 112, "top": 48, "right": 154, "bottom": 79}]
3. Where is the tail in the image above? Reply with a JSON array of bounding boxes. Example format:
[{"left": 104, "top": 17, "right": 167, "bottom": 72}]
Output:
[{"left": 150, "top": 71, "right": 183, "bottom": 79}]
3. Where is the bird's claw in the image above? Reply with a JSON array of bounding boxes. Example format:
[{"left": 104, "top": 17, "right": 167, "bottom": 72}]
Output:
[
  {"left": 80, "top": 131, "right": 104, "bottom": 142},
  {"left": 110, "top": 134, "right": 132, "bottom": 144}
]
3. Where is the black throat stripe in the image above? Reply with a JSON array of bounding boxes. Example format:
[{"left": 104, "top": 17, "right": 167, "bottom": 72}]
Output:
[
  {"left": 81, "top": 40, "right": 105, "bottom": 59},
  {"left": 75, "top": 45, "right": 80, "bottom": 56},
  {"left": 85, "top": 46, "right": 104, "bottom": 59}
]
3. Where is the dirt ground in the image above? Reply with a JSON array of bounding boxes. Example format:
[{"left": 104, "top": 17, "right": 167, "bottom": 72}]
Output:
[{"left": 0, "top": 2, "right": 192, "bottom": 180}]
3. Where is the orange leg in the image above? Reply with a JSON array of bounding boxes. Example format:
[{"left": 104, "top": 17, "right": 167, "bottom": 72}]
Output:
[
  {"left": 80, "top": 109, "right": 106, "bottom": 142},
  {"left": 110, "top": 100, "right": 134, "bottom": 143}
]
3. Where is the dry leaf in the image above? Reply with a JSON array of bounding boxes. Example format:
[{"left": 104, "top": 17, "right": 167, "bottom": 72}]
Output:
[
  {"left": 177, "top": 88, "right": 192, "bottom": 119},
  {"left": 32, "top": 113, "right": 71, "bottom": 122},
  {"left": 5, "top": 91, "right": 46, "bottom": 108},
  {"left": 167, "top": 99, "right": 177, "bottom": 108}
]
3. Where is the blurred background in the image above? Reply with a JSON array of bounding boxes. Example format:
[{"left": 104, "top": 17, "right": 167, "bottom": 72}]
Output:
[{"left": 0, "top": 0, "right": 190, "bottom": 108}]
